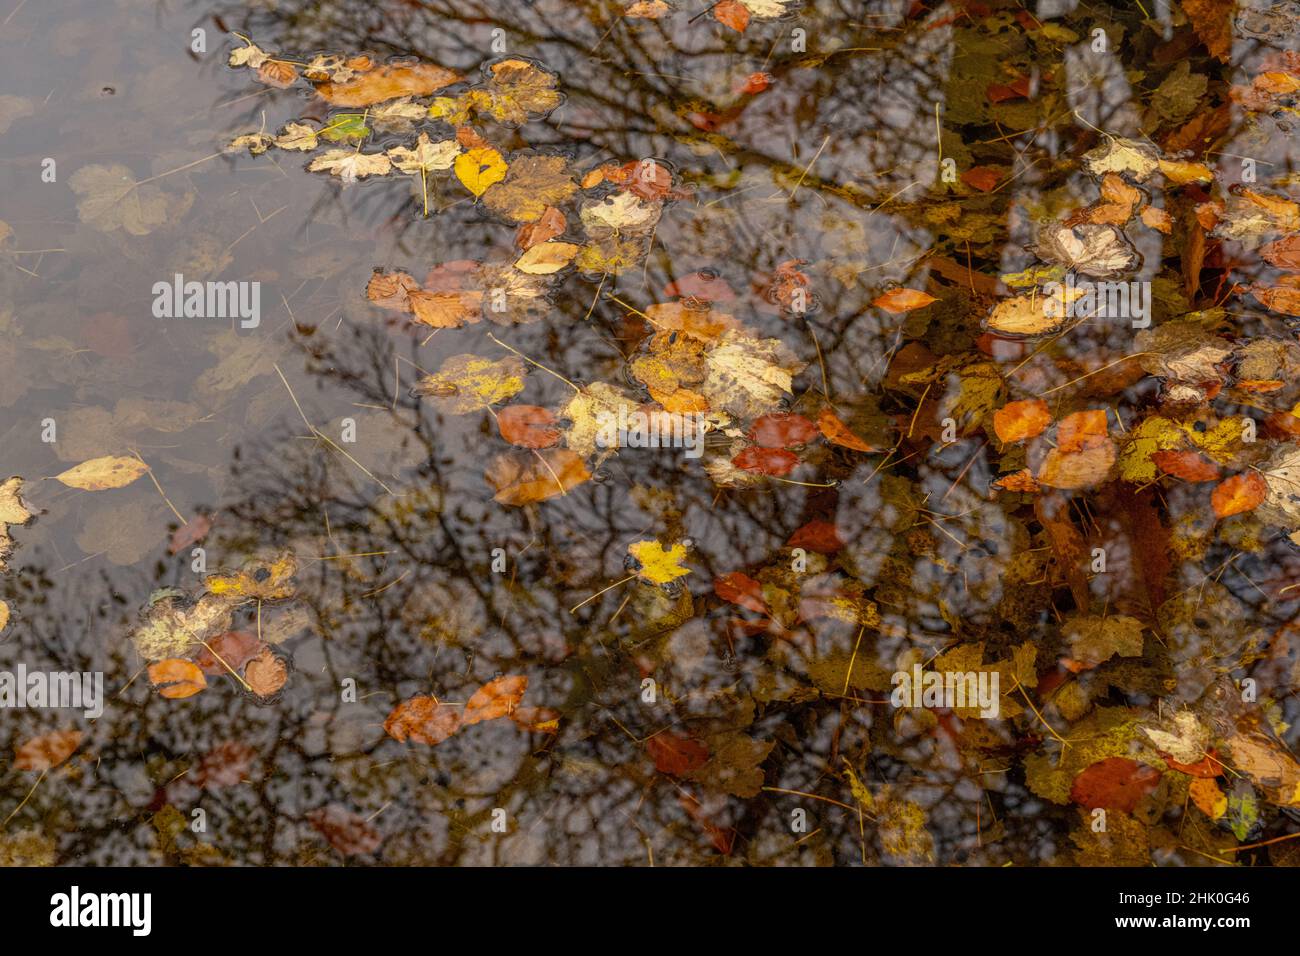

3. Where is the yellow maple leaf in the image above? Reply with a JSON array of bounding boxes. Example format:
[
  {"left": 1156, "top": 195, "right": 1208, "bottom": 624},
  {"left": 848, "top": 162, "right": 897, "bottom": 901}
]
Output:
[{"left": 627, "top": 540, "right": 691, "bottom": 584}]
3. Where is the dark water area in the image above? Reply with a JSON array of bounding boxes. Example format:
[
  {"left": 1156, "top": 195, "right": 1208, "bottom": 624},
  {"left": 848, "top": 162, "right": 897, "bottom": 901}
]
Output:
[{"left": 2, "top": 0, "right": 1300, "bottom": 866}]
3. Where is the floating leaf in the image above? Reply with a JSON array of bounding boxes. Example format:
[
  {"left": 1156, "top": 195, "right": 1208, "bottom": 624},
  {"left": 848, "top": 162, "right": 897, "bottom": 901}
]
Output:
[
  {"left": 55, "top": 455, "right": 149, "bottom": 491},
  {"left": 628, "top": 540, "right": 691, "bottom": 584},
  {"left": 14, "top": 729, "right": 83, "bottom": 771},
  {"left": 314, "top": 63, "right": 462, "bottom": 107},
  {"left": 454, "top": 146, "right": 508, "bottom": 197},
  {"left": 485, "top": 448, "right": 591, "bottom": 505},
  {"left": 413, "top": 354, "right": 527, "bottom": 413},
  {"left": 514, "top": 241, "right": 579, "bottom": 275},
  {"left": 386, "top": 133, "right": 461, "bottom": 173},
  {"left": 993, "top": 399, "right": 1051, "bottom": 443},
  {"left": 462, "top": 675, "right": 528, "bottom": 726},
  {"left": 497, "top": 405, "right": 561, "bottom": 448},
  {"left": 872, "top": 288, "right": 937, "bottom": 314},
  {"left": 817, "top": 408, "right": 874, "bottom": 451},
  {"left": 148, "top": 659, "right": 208, "bottom": 699},
  {"left": 384, "top": 696, "right": 461, "bottom": 745},
  {"left": 307, "top": 149, "right": 392, "bottom": 183},
  {"left": 1211, "top": 471, "right": 1267, "bottom": 519}
]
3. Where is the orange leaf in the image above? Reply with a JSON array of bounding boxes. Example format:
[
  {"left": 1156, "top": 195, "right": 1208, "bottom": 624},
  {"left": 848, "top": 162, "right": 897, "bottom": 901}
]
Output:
[
  {"left": 485, "top": 448, "right": 591, "bottom": 505},
  {"left": 992, "top": 468, "right": 1040, "bottom": 493},
  {"left": 510, "top": 706, "right": 561, "bottom": 734},
  {"left": 992, "top": 398, "right": 1051, "bottom": 443},
  {"left": 1261, "top": 235, "right": 1300, "bottom": 270},
  {"left": 1152, "top": 449, "right": 1220, "bottom": 482},
  {"left": 1250, "top": 283, "right": 1300, "bottom": 316},
  {"left": 245, "top": 647, "right": 288, "bottom": 697},
  {"left": 315, "top": 63, "right": 462, "bottom": 107},
  {"left": 714, "top": 0, "right": 750, "bottom": 31},
  {"left": 14, "top": 729, "right": 83, "bottom": 771},
  {"left": 516, "top": 206, "right": 567, "bottom": 250},
  {"left": 462, "top": 675, "right": 528, "bottom": 727},
  {"left": 148, "top": 659, "right": 207, "bottom": 699},
  {"left": 872, "top": 288, "right": 937, "bottom": 314},
  {"left": 384, "top": 696, "right": 461, "bottom": 745},
  {"left": 1211, "top": 471, "right": 1267, "bottom": 519},
  {"left": 817, "top": 408, "right": 874, "bottom": 452},
  {"left": 1056, "top": 409, "right": 1109, "bottom": 453},
  {"left": 256, "top": 60, "right": 298, "bottom": 89}
]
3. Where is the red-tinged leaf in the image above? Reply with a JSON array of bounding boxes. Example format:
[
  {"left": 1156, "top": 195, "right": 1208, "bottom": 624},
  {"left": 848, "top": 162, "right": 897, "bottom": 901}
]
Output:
[
  {"left": 462, "top": 675, "right": 528, "bottom": 726},
  {"left": 714, "top": 571, "right": 768, "bottom": 614},
  {"left": 1261, "top": 235, "right": 1300, "bottom": 270},
  {"left": 195, "top": 630, "right": 264, "bottom": 676},
  {"left": 193, "top": 742, "right": 257, "bottom": 789},
  {"left": 961, "top": 166, "right": 1002, "bottom": 192},
  {"left": 662, "top": 272, "right": 737, "bottom": 301},
  {"left": 1069, "top": 757, "right": 1162, "bottom": 812},
  {"left": 148, "top": 659, "right": 207, "bottom": 700},
  {"left": 735, "top": 71, "right": 772, "bottom": 94},
  {"left": 749, "top": 412, "right": 819, "bottom": 448},
  {"left": 787, "top": 519, "right": 846, "bottom": 553},
  {"left": 732, "top": 446, "right": 799, "bottom": 476},
  {"left": 714, "top": 0, "right": 750, "bottom": 31},
  {"left": 992, "top": 398, "right": 1051, "bottom": 443},
  {"left": 987, "top": 75, "right": 1030, "bottom": 103},
  {"left": 497, "top": 405, "right": 561, "bottom": 448},
  {"left": 646, "top": 731, "right": 710, "bottom": 775},
  {"left": 167, "top": 513, "right": 212, "bottom": 555},
  {"left": 1152, "top": 449, "right": 1221, "bottom": 482},
  {"left": 14, "top": 729, "right": 83, "bottom": 771},
  {"left": 384, "top": 695, "right": 461, "bottom": 745},
  {"left": 1211, "top": 471, "right": 1267, "bottom": 519},
  {"left": 516, "top": 207, "right": 566, "bottom": 250},
  {"left": 306, "top": 804, "right": 382, "bottom": 856},
  {"left": 678, "top": 792, "right": 735, "bottom": 854},
  {"left": 817, "top": 408, "right": 875, "bottom": 451},
  {"left": 1163, "top": 748, "right": 1224, "bottom": 778},
  {"left": 872, "top": 287, "right": 937, "bottom": 314}
]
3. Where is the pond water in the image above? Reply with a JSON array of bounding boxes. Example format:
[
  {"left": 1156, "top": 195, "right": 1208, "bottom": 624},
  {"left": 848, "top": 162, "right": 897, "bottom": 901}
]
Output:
[{"left": 2, "top": 0, "right": 1300, "bottom": 866}]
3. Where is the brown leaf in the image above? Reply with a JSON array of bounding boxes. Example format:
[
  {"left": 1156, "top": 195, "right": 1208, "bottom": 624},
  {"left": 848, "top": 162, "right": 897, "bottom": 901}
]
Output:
[
  {"left": 961, "top": 166, "right": 1002, "bottom": 192},
  {"left": 1182, "top": 0, "right": 1234, "bottom": 63},
  {"left": 497, "top": 405, "right": 561, "bottom": 448},
  {"left": 462, "top": 675, "right": 528, "bottom": 726},
  {"left": 1070, "top": 757, "right": 1162, "bottom": 812},
  {"left": 992, "top": 468, "right": 1040, "bottom": 493},
  {"left": 1250, "top": 282, "right": 1300, "bottom": 316},
  {"left": 367, "top": 270, "right": 420, "bottom": 312},
  {"left": 195, "top": 630, "right": 263, "bottom": 676},
  {"left": 306, "top": 804, "right": 382, "bottom": 856},
  {"left": 14, "top": 729, "right": 83, "bottom": 771},
  {"left": 646, "top": 732, "right": 710, "bottom": 776},
  {"left": 315, "top": 63, "right": 462, "bottom": 107},
  {"left": 245, "top": 647, "right": 288, "bottom": 697},
  {"left": 510, "top": 706, "right": 561, "bottom": 733},
  {"left": 787, "top": 519, "right": 846, "bottom": 553},
  {"left": 1261, "top": 235, "right": 1300, "bottom": 270},
  {"left": 256, "top": 60, "right": 298, "bottom": 89},
  {"left": 749, "top": 412, "right": 818, "bottom": 448},
  {"left": 384, "top": 696, "right": 461, "bottom": 745},
  {"left": 1211, "top": 471, "right": 1267, "bottom": 518},
  {"left": 732, "top": 446, "right": 799, "bottom": 476},
  {"left": 409, "top": 289, "right": 483, "bottom": 329},
  {"left": 148, "top": 659, "right": 207, "bottom": 699},
  {"left": 167, "top": 513, "right": 212, "bottom": 555}
]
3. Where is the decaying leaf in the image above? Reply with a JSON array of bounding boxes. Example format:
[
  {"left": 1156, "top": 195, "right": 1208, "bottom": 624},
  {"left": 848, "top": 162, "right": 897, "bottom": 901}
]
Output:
[
  {"left": 462, "top": 675, "right": 529, "bottom": 726},
  {"left": 55, "top": 455, "right": 149, "bottom": 491},
  {"left": 14, "top": 729, "right": 83, "bottom": 771},
  {"left": 148, "top": 659, "right": 208, "bottom": 699},
  {"left": 485, "top": 448, "right": 591, "bottom": 505},
  {"left": 314, "top": 62, "right": 462, "bottom": 107},
  {"left": 412, "top": 354, "right": 527, "bottom": 413},
  {"left": 307, "top": 149, "right": 392, "bottom": 183}
]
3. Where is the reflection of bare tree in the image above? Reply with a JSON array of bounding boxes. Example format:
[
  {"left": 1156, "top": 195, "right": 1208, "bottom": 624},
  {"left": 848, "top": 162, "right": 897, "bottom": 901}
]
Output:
[{"left": 7, "top": 0, "right": 1298, "bottom": 867}]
